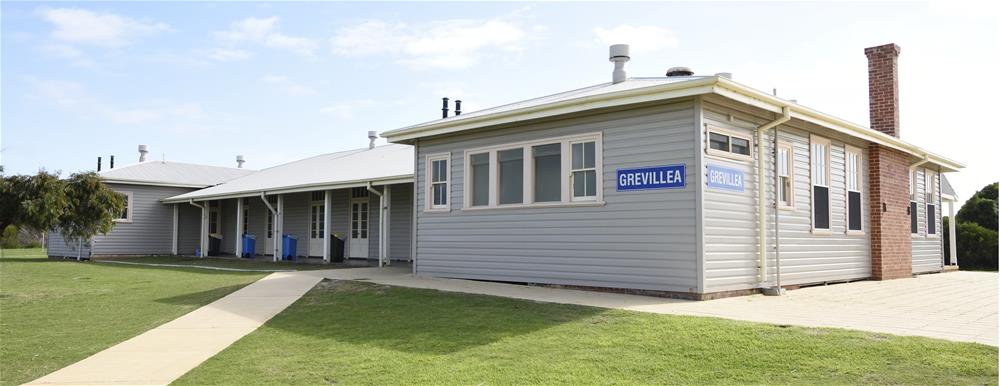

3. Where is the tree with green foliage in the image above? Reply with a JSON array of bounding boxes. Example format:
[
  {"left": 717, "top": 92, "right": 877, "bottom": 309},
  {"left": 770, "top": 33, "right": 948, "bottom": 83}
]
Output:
[
  {"left": 0, "top": 170, "right": 125, "bottom": 245},
  {"left": 953, "top": 182, "right": 999, "bottom": 271}
]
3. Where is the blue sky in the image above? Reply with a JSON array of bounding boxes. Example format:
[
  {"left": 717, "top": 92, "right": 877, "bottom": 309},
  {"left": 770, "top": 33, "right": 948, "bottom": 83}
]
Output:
[{"left": 2, "top": 1, "right": 997, "bottom": 197}]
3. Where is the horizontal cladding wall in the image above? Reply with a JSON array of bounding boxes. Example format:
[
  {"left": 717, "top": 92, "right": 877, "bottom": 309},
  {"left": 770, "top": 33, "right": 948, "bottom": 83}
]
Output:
[
  {"left": 46, "top": 231, "right": 91, "bottom": 258},
  {"left": 912, "top": 168, "right": 943, "bottom": 273},
  {"left": 177, "top": 203, "right": 200, "bottom": 255},
  {"left": 415, "top": 101, "right": 699, "bottom": 293},
  {"left": 389, "top": 183, "right": 413, "bottom": 260},
  {"left": 701, "top": 97, "right": 870, "bottom": 293},
  {"left": 91, "top": 184, "right": 196, "bottom": 256}
]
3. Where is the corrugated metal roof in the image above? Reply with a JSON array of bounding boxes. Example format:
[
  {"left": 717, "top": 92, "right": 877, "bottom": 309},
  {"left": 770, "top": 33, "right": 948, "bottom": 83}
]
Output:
[
  {"left": 395, "top": 77, "right": 707, "bottom": 132},
  {"left": 99, "top": 161, "right": 254, "bottom": 187},
  {"left": 163, "top": 144, "right": 413, "bottom": 202}
]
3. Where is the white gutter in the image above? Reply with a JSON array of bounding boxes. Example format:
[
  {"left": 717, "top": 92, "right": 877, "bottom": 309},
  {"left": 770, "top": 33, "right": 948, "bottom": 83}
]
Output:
[
  {"left": 756, "top": 107, "right": 791, "bottom": 288},
  {"left": 366, "top": 182, "right": 387, "bottom": 268},
  {"left": 160, "top": 175, "right": 414, "bottom": 204},
  {"left": 259, "top": 193, "right": 279, "bottom": 261}
]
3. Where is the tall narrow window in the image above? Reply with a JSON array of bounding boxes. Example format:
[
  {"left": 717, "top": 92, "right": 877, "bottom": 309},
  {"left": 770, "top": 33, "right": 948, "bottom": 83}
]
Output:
[
  {"left": 498, "top": 148, "right": 524, "bottom": 205},
  {"left": 208, "top": 201, "right": 220, "bottom": 235},
  {"left": 114, "top": 191, "right": 133, "bottom": 223},
  {"left": 267, "top": 211, "right": 274, "bottom": 238},
  {"left": 845, "top": 146, "right": 863, "bottom": 232},
  {"left": 810, "top": 136, "right": 831, "bottom": 231},
  {"left": 571, "top": 141, "right": 597, "bottom": 200},
  {"left": 910, "top": 169, "right": 918, "bottom": 234},
  {"left": 243, "top": 206, "right": 250, "bottom": 235},
  {"left": 777, "top": 143, "right": 794, "bottom": 209},
  {"left": 470, "top": 152, "right": 490, "bottom": 207},
  {"left": 533, "top": 143, "right": 561, "bottom": 202},
  {"left": 427, "top": 154, "right": 449, "bottom": 210},
  {"left": 926, "top": 170, "right": 938, "bottom": 235}
]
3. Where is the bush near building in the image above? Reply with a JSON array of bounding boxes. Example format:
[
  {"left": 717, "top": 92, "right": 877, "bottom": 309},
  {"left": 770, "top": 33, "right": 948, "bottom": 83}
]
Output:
[{"left": 954, "top": 182, "right": 999, "bottom": 271}]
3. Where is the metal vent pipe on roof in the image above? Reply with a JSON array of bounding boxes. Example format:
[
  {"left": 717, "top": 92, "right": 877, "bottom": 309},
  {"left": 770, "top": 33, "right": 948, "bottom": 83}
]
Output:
[
  {"left": 97, "top": 157, "right": 102, "bottom": 172},
  {"left": 236, "top": 155, "right": 245, "bottom": 168},
  {"left": 455, "top": 100, "right": 462, "bottom": 116},
  {"left": 441, "top": 97, "right": 449, "bottom": 118},
  {"left": 609, "top": 44, "right": 630, "bottom": 84},
  {"left": 666, "top": 66, "right": 694, "bottom": 77},
  {"left": 110, "top": 155, "right": 115, "bottom": 169},
  {"left": 138, "top": 145, "right": 149, "bottom": 162},
  {"left": 368, "top": 131, "right": 378, "bottom": 149}
]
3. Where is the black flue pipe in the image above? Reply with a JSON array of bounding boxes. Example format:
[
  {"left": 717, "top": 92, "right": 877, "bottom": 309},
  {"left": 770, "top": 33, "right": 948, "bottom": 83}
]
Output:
[
  {"left": 455, "top": 100, "right": 462, "bottom": 116},
  {"left": 110, "top": 155, "right": 115, "bottom": 169},
  {"left": 441, "top": 97, "right": 449, "bottom": 118},
  {"left": 97, "top": 157, "right": 102, "bottom": 172}
]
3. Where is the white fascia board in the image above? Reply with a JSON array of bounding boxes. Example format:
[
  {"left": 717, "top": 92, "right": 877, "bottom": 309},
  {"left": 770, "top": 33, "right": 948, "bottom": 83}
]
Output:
[
  {"left": 382, "top": 78, "right": 718, "bottom": 142},
  {"left": 160, "top": 175, "right": 414, "bottom": 203},
  {"left": 102, "top": 179, "right": 211, "bottom": 189}
]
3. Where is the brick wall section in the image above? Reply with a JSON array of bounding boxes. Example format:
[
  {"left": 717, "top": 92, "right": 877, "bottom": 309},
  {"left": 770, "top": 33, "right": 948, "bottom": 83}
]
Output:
[
  {"left": 865, "top": 44, "right": 902, "bottom": 138},
  {"left": 868, "top": 144, "right": 912, "bottom": 279}
]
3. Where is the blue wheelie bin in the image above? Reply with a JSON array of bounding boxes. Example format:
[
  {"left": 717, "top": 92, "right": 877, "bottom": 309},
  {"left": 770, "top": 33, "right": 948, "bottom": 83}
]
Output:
[
  {"left": 281, "top": 234, "right": 297, "bottom": 261},
  {"left": 241, "top": 234, "right": 256, "bottom": 258}
]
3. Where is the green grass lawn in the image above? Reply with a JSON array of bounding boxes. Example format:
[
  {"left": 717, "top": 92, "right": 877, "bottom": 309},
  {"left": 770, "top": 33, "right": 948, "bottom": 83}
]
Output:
[
  {"left": 97, "top": 255, "right": 348, "bottom": 271},
  {"left": 177, "top": 280, "right": 999, "bottom": 385},
  {"left": 0, "top": 248, "right": 266, "bottom": 386}
]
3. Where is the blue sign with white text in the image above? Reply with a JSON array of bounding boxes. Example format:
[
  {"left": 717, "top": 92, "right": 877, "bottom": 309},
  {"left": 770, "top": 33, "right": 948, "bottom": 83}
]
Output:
[
  {"left": 616, "top": 164, "right": 686, "bottom": 191},
  {"left": 706, "top": 164, "right": 745, "bottom": 192}
]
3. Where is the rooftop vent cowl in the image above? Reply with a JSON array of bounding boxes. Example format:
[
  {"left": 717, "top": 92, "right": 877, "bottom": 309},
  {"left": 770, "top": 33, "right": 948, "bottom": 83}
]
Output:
[
  {"left": 666, "top": 66, "right": 694, "bottom": 77},
  {"left": 138, "top": 145, "right": 149, "bottom": 162},
  {"left": 609, "top": 44, "right": 630, "bottom": 84}
]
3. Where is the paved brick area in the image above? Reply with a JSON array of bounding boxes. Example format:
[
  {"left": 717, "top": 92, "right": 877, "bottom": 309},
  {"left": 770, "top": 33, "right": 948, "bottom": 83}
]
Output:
[{"left": 312, "top": 268, "right": 997, "bottom": 345}]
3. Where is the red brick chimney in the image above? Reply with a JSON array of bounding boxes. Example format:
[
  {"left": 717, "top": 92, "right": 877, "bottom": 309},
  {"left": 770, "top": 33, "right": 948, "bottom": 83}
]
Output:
[
  {"left": 865, "top": 43, "right": 912, "bottom": 280},
  {"left": 865, "top": 43, "right": 901, "bottom": 138}
]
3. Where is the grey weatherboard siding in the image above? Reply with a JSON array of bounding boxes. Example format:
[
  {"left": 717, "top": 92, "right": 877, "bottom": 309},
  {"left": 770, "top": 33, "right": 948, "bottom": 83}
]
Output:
[
  {"left": 415, "top": 100, "right": 699, "bottom": 293},
  {"left": 700, "top": 96, "right": 871, "bottom": 293},
  {"left": 48, "top": 183, "right": 198, "bottom": 256},
  {"left": 912, "top": 167, "right": 944, "bottom": 273}
]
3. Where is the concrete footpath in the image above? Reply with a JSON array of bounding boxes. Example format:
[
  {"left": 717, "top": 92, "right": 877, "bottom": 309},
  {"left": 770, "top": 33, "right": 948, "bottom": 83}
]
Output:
[
  {"left": 307, "top": 267, "right": 998, "bottom": 346},
  {"left": 27, "top": 272, "right": 322, "bottom": 386}
]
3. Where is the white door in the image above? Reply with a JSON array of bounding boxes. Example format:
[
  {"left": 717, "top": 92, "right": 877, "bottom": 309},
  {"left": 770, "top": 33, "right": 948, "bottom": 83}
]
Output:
[
  {"left": 349, "top": 199, "right": 369, "bottom": 258},
  {"left": 309, "top": 203, "right": 325, "bottom": 257}
]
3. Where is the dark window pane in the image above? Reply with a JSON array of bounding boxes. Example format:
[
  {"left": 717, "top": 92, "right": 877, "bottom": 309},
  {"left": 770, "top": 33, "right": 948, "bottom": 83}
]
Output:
[
  {"left": 533, "top": 144, "right": 561, "bottom": 202},
  {"left": 731, "top": 137, "right": 750, "bottom": 155},
  {"left": 927, "top": 205, "right": 936, "bottom": 234},
  {"left": 584, "top": 142, "right": 596, "bottom": 168},
  {"left": 709, "top": 133, "right": 729, "bottom": 151},
  {"left": 470, "top": 153, "right": 489, "bottom": 206},
  {"left": 433, "top": 183, "right": 447, "bottom": 206},
  {"left": 848, "top": 191, "right": 862, "bottom": 231},
  {"left": 573, "top": 170, "right": 597, "bottom": 198},
  {"left": 499, "top": 149, "right": 523, "bottom": 205},
  {"left": 813, "top": 185, "right": 830, "bottom": 229},
  {"left": 911, "top": 201, "right": 918, "bottom": 233},
  {"left": 571, "top": 143, "right": 583, "bottom": 169}
]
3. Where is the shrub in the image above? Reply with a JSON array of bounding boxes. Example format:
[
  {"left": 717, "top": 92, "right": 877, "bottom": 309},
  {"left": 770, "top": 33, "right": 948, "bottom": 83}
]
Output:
[
  {"left": 1, "top": 225, "right": 18, "bottom": 249},
  {"left": 956, "top": 221, "right": 998, "bottom": 271}
]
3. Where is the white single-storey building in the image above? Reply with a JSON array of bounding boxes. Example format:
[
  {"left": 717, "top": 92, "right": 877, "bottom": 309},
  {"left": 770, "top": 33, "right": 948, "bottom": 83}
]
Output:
[{"left": 49, "top": 43, "right": 964, "bottom": 299}]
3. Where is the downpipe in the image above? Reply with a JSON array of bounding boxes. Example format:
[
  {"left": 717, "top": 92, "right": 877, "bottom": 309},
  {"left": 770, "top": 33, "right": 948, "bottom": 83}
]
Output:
[
  {"left": 757, "top": 106, "right": 791, "bottom": 295},
  {"left": 188, "top": 199, "right": 207, "bottom": 258},
  {"left": 259, "top": 193, "right": 279, "bottom": 261}
]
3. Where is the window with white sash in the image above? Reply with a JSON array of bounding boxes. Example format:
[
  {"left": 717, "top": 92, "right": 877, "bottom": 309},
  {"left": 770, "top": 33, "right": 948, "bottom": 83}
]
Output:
[
  {"left": 925, "top": 169, "right": 938, "bottom": 235},
  {"left": 113, "top": 191, "right": 134, "bottom": 223},
  {"left": 845, "top": 146, "right": 863, "bottom": 232},
  {"left": 810, "top": 135, "right": 831, "bottom": 231},
  {"left": 777, "top": 143, "right": 794, "bottom": 209},
  {"left": 426, "top": 153, "right": 450, "bottom": 211},
  {"left": 463, "top": 133, "right": 603, "bottom": 209}
]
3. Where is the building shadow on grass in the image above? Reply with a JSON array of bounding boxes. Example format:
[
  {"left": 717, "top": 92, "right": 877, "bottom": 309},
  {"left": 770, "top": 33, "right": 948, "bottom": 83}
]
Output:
[
  {"left": 263, "top": 279, "right": 606, "bottom": 355},
  {"left": 153, "top": 284, "right": 259, "bottom": 306}
]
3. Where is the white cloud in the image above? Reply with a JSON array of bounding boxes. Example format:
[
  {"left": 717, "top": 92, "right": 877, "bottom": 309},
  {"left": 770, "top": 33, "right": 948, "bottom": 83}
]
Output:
[
  {"left": 38, "top": 8, "right": 171, "bottom": 47},
  {"left": 260, "top": 75, "right": 317, "bottom": 96},
  {"left": 204, "top": 48, "right": 253, "bottom": 62},
  {"left": 215, "top": 17, "right": 318, "bottom": 56},
  {"left": 592, "top": 25, "right": 678, "bottom": 54},
  {"left": 330, "top": 18, "right": 526, "bottom": 69},
  {"left": 27, "top": 78, "right": 206, "bottom": 125}
]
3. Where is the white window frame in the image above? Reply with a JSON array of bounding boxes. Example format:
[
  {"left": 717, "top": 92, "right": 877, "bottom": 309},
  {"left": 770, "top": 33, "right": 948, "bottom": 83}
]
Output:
[
  {"left": 463, "top": 132, "right": 604, "bottom": 210},
  {"left": 569, "top": 139, "right": 599, "bottom": 202},
  {"left": 844, "top": 145, "right": 864, "bottom": 235},
  {"left": 705, "top": 125, "right": 753, "bottom": 162},
  {"left": 809, "top": 135, "right": 832, "bottom": 233},
  {"left": 425, "top": 153, "right": 451, "bottom": 212},
  {"left": 208, "top": 200, "right": 221, "bottom": 236},
  {"left": 113, "top": 191, "right": 134, "bottom": 223},
  {"left": 925, "top": 169, "right": 939, "bottom": 237},
  {"left": 776, "top": 142, "right": 795, "bottom": 210}
]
